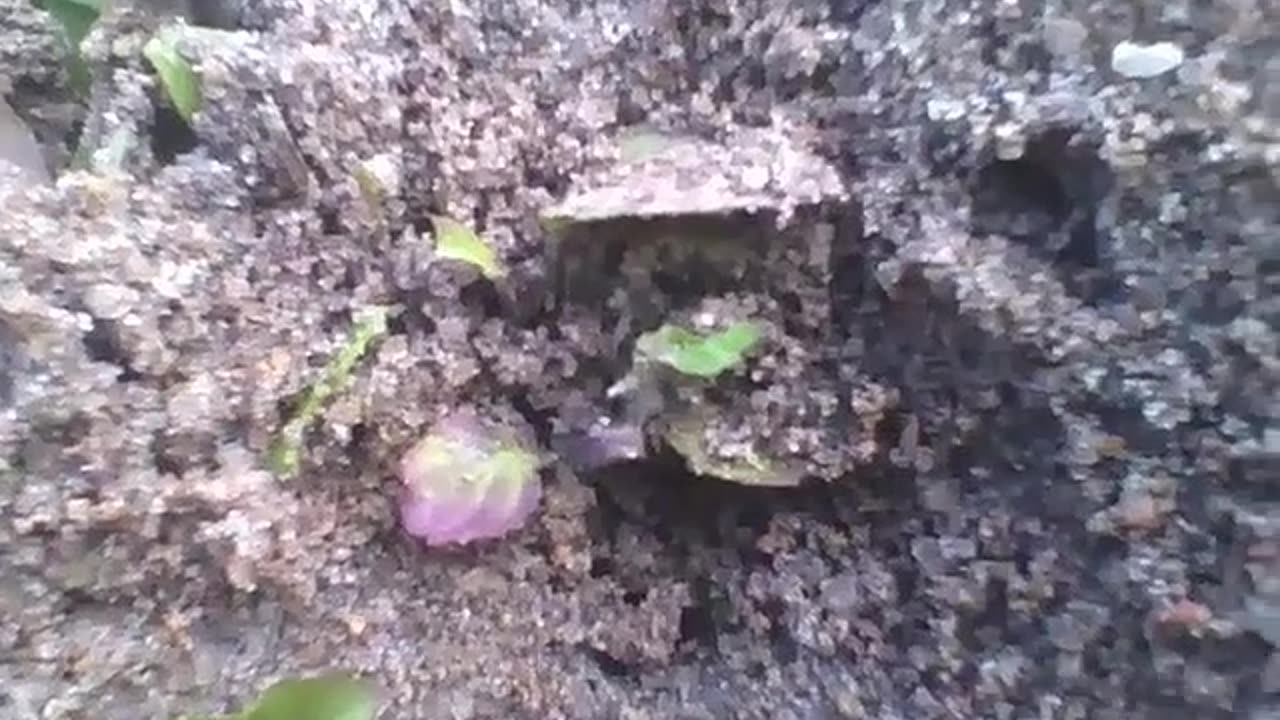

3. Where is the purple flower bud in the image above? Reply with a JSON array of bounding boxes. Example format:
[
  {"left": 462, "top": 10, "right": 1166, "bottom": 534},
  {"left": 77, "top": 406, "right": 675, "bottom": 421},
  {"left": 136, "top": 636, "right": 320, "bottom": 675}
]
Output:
[{"left": 398, "top": 411, "right": 542, "bottom": 546}]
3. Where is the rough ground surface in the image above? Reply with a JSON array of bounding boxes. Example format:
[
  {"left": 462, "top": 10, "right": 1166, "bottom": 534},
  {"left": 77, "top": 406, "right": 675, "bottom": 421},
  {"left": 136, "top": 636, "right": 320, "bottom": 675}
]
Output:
[{"left": 1, "top": 0, "right": 1278, "bottom": 719}]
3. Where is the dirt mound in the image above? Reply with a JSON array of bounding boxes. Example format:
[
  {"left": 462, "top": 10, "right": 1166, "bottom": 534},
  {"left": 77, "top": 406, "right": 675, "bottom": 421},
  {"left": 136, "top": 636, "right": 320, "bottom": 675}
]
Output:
[{"left": 1, "top": 0, "right": 1277, "bottom": 718}]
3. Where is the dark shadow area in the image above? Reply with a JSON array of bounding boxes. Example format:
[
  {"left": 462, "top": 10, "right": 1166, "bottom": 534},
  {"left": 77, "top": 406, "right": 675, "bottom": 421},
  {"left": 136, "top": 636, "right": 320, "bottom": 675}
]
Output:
[
  {"left": 580, "top": 644, "right": 634, "bottom": 679},
  {"left": 550, "top": 212, "right": 772, "bottom": 318},
  {"left": 7, "top": 77, "right": 81, "bottom": 174},
  {"left": 574, "top": 436, "right": 928, "bottom": 674},
  {"left": 585, "top": 447, "right": 833, "bottom": 550},
  {"left": 972, "top": 136, "right": 1070, "bottom": 243},
  {"left": 189, "top": 1, "right": 244, "bottom": 29},
  {"left": 0, "top": 318, "right": 20, "bottom": 409},
  {"left": 82, "top": 318, "right": 142, "bottom": 382},
  {"left": 970, "top": 127, "right": 1118, "bottom": 304},
  {"left": 149, "top": 105, "right": 199, "bottom": 165}
]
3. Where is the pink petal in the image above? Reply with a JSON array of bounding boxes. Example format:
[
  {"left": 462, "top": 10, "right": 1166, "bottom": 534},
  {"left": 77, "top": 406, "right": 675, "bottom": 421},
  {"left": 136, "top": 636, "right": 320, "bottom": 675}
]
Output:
[
  {"left": 449, "top": 474, "right": 542, "bottom": 544},
  {"left": 400, "top": 489, "right": 472, "bottom": 539},
  {"left": 397, "top": 410, "right": 542, "bottom": 547}
]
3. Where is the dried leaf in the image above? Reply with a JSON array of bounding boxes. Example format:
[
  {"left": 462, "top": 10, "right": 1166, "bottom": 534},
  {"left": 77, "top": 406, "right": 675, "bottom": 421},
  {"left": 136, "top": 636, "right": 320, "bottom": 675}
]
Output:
[{"left": 663, "top": 411, "right": 802, "bottom": 487}]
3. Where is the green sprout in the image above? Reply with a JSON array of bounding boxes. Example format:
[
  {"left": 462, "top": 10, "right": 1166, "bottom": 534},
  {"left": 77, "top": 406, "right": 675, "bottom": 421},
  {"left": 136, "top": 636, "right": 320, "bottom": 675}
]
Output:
[
  {"left": 183, "top": 673, "right": 379, "bottom": 720},
  {"left": 635, "top": 321, "right": 763, "bottom": 378},
  {"left": 267, "top": 307, "right": 390, "bottom": 477},
  {"left": 431, "top": 215, "right": 506, "bottom": 280},
  {"left": 143, "top": 27, "right": 202, "bottom": 125},
  {"left": 353, "top": 165, "right": 384, "bottom": 210},
  {"left": 32, "top": 0, "right": 104, "bottom": 96},
  {"left": 235, "top": 674, "right": 379, "bottom": 720}
]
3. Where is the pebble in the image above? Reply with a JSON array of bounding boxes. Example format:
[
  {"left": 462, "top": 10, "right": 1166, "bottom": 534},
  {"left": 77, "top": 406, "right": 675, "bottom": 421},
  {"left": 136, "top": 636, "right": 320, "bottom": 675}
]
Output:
[{"left": 1111, "top": 40, "right": 1185, "bottom": 79}]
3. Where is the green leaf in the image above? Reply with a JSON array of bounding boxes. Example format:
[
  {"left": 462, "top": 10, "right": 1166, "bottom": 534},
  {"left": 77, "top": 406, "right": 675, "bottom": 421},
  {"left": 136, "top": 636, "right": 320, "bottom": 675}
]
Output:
[
  {"left": 143, "top": 29, "right": 202, "bottom": 125},
  {"left": 34, "top": 0, "right": 103, "bottom": 46},
  {"left": 266, "top": 307, "right": 390, "bottom": 477},
  {"left": 240, "top": 674, "right": 378, "bottom": 720},
  {"left": 431, "top": 215, "right": 506, "bottom": 280},
  {"left": 33, "top": 0, "right": 103, "bottom": 96},
  {"left": 635, "top": 321, "right": 763, "bottom": 378},
  {"left": 65, "top": 52, "right": 93, "bottom": 97}
]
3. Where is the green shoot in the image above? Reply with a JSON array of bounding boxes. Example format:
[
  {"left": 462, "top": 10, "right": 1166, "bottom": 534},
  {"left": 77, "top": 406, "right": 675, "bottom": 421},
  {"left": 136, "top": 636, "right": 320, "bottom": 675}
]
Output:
[{"left": 267, "top": 307, "right": 390, "bottom": 477}]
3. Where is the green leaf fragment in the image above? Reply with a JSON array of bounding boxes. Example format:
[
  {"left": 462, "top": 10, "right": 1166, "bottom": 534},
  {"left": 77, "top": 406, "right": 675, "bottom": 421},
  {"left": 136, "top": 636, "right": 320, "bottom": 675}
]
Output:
[
  {"left": 65, "top": 53, "right": 93, "bottom": 98},
  {"left": 238, "top": 674, "right": 379, "bottom": 720},
  {"left": 34, "top": 0, "right": 103, "bottom": 96},
  {"left": 431, "top": 215, "right": 506, "bottom": 280},
  {"left": 353, "top": 166, "right": 383, "bottom": 209},
  {"left": 267, "top": 307, "right": 390, "bottom": 476},
  {"left": 352, "top": 153, "right": 398, "bottom": 213},
  {"left": 635, "top": 321, "right": 763, "bottom": 378},
  {"left": 143, "top": 29, "right": 202, "bottom": 125},
  {"left": 35, "top": 0, "right": 102, "bottom": 46},
  {"left": 264, "top": 436, "right": 302, "bottom": 478}
]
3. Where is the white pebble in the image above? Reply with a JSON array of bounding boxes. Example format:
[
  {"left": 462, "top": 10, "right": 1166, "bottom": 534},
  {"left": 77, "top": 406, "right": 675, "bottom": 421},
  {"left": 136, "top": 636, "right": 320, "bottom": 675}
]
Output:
[{"left": 1111, "top": 40, "right": 1184, "bottom": 79}]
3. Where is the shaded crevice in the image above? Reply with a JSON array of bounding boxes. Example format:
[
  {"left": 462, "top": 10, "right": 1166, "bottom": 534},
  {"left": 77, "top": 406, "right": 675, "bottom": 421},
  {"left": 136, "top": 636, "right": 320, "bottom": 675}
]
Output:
[
  {"left": 149, "top": 105, "right": 199, "bottom": 165},
  {"left": 82, "top": 318, "right": 142, "bottom": 382},
  {"left": 972, "top": 153, "right": 1070, "bottom": 241},
  {"left": 828, "top": 0, "right": 882, "bottom": 25},
  {"left": 510, "top": 393, "right": 555, "bottom": 449},
  {"left": 550, "top": 212, "right": 773, "bottom": 317},
  {"left": 385, "top": 289, "right": 436, "bottom": 337},
  {"left": 581, "top": 645, "right": 634, "bottom": 679},
  {"left": 0, "top": 318, "right": 20, "bottom": 408},
  {"left": 969, "top": 128, "right": 1116, "bottom": 303},
  {"left": 587, "top": 449, "right": 839, "bottom": 551},
  {"left": 345, "top": 421, "right": 374, "bottom": 469},
  {"left": 151, "top": 431, "right": 218, "bottom": 476},
  {"left": 678, "top": 578, "right": 722, "bottom": 650},
  {"left": 827, "top": 204, "right": 878, "bottom": 338}
]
